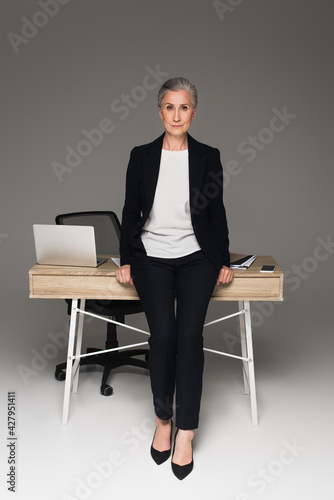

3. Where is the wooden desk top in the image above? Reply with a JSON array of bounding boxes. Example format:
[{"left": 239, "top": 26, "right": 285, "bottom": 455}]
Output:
[
  {"left": 29, "top": 256, "right": 283, "bottom": 301},
  {"left": 29, "top": 255, "right": 283, "bottom": 301}
]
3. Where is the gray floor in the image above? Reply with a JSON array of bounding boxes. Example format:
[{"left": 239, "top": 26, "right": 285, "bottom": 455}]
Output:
[{"left": 1, "top": 296, "right": 333, "bottom": 500}]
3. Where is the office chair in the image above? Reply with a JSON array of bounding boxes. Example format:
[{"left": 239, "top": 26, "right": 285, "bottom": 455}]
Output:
[{"left": 54, "top": 211, "right": 148, "bottom": 396}]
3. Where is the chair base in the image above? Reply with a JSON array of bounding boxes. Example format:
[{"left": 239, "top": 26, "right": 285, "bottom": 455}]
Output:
[{"left": 55, "top": 347, "right": 149, "bottom": 396}]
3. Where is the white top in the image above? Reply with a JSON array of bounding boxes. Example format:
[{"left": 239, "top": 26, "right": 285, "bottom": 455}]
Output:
[{"left": 140, "top": 149, "right": 201, "bottom": 258}]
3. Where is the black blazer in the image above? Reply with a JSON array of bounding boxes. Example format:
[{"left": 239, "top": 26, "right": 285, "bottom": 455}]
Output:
[{"left": 119, "top": 133, "right": 230, "bottom": 271}]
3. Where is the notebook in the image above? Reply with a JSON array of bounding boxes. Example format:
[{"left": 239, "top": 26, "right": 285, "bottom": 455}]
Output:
[
  {"left": 230, "top": 253, "right": 256, "bottom": 269},
  {"left": 33, "top": 224, "right": 108, "bottom": 267}
]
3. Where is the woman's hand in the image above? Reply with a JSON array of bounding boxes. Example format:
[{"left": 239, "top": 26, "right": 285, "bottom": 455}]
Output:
[
  {"left": 115, "top": 264, "right": 133, "bottom": 285},
  {"left": 216, "top": 265, "right": 234, "bottom": 285}
]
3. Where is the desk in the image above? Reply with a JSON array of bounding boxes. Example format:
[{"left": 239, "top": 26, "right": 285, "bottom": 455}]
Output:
[{"left": 29, "top": 255, "right": 283, "bottom": 426}]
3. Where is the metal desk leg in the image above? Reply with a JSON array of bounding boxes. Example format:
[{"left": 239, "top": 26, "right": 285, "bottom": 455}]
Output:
[
  {"left": 62, "top": 299, "right": 78, "bottom": 425},
  {"left": 244, "top": 301, "right": 258, "bottom": 426},
  {"left": 73, "top": 299, "right": 85, "bottom": 394},
  {"left": 239, "top": 300, "right": 250, "bottom": 395}
]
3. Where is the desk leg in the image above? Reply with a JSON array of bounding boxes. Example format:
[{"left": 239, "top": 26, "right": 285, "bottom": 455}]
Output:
[
  {"left": 62, "top": 299, "right": 78, "bottom": 425},
  {"left": 73, "top": 299, "right": 85, "bottom": 394},
  {"left": 244, "top": 301, "right": 258, "bottom": 426},
  {"left": 239, "top": 301, "right": 250, "bottom": 395}
]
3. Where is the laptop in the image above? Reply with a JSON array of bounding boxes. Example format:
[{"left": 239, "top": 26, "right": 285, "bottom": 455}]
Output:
[{"left": 33, "top": 224, "right": 108, "bottom": 267}]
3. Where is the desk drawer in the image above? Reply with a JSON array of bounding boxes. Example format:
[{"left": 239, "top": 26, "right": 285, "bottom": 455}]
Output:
[
  {"left": 30, "top": 273, "right": 283, "bottom": 301},
  {"left": 212, "top": 276, "right": 283, "bottom": 301},
  {"left": 29, "top": 275, "right": 139, "bottom": 300}
]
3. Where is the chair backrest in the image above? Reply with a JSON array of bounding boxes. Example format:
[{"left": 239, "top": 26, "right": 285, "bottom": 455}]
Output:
[{"left": 55, "top": 211, "right": 121, "bottom": 255}]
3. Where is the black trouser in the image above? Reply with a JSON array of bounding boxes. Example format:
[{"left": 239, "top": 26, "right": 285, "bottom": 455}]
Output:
[{"left": 131, "top": 250, "right": 218, "bottom": 430}]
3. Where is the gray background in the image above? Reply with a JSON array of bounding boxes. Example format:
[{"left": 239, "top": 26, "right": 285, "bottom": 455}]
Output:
[{"left": 1, "top": 1, "right": 333, "bottom": 499}]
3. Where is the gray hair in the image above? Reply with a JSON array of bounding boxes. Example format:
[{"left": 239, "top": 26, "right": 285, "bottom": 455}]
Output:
[{"left": 157, "top": 77, "right": 198, "bottom": 109}]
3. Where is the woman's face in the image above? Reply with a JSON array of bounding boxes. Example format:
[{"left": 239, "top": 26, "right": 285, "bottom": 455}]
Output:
[{"left": 159, "top": 90, "right": 196, "bottom": 138}]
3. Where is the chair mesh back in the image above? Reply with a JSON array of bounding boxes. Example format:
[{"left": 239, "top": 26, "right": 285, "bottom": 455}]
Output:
[{"left": 56, "top": 212, "right": 120, "bottom": 255}]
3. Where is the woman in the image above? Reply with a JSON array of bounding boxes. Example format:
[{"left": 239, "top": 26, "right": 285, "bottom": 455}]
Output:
[{"left": 116, "top": 77, "right": 233, "bottom": 480}]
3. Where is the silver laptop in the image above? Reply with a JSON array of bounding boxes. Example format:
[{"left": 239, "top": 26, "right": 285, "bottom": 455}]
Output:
[{"left": 33, "top": 224, "right": 108, "bottom": 267}]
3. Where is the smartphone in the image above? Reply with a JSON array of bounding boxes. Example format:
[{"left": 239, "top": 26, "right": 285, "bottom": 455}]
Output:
[{"left": 260, "top": 265, "right": 276, "bottom": 273}]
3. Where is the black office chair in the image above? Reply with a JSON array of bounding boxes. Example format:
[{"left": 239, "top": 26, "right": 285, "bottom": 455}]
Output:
[{"left": 54, "top": 211, "right": 149, "bottom": 396}]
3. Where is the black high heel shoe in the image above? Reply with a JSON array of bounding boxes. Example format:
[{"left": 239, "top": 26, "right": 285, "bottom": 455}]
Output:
[
  {"left": 150, "top": 420, "right": 173, "bottom": 465},
  {"left": 171, "top": 429, "right": 194, "bottom": 480}
]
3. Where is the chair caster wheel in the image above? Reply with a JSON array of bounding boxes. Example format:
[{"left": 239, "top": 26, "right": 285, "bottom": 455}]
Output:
[
  {"left": 101, "top": 385, "right": 113, "bottom": 396},
  {"left": 55, "top": 370, "right": 66, "bottom": 381}
]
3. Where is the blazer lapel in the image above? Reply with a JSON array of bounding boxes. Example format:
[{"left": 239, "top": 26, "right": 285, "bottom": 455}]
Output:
[
  {"left": 143, "top": 133, "right": 164, "bottom": 211},
  {"left": 188, "top": 134, "right": 207, "bottom": 215}
]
